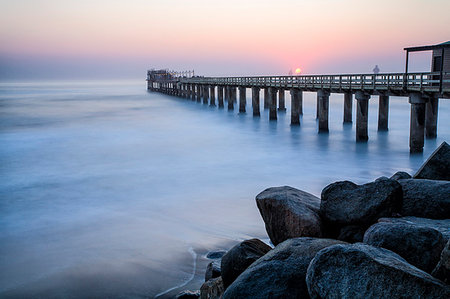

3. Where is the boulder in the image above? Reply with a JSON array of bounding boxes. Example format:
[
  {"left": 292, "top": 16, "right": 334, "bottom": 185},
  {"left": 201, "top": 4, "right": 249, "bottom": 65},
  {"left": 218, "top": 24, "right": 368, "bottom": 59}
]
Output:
[
  {"left": 200, "top": 277, "right": 224, "bottom": 299},
  {"left": 414, "top": 141, "right": 450, "bottom": 181},
  {"left": 256, "top": 186, "right": 322, "bottom": 245},
  {"left": 390, "top": 171, "right": 412, "bottom": 180},
  {"left": 320, "top": 178, "right": 402, "bottom": 226},
  {"left": 176, "top": 290, "right": 200, "bottom": 298},
  {"left": 206, "top": 250, "right": 226, "bottom": 259},
  {"left": 398, "top": 179, "right": 450, "bottom": 219},
  {"left": 337, "top": 225, "right": 366, "bottom": 243},
  {"left": 378, "top": 216, "right": 450, "bottom": 241},
  {"left": 363, "top": 222, "right": 445, "bottom": 273},
  {"left": 205, "top": 260, "right": 221, "bottom": 282},
  {"left": 432, "top": 240, "right": 450, "bottom": 284},
  {"left": 223, "top": 238, "right": 346, "bottom": 299},
  {"left": 306, "top": 243, "right": 450, "bottom": 299},
  {"left": 220, "top": 239, "right": 271, "bottom": 289}
]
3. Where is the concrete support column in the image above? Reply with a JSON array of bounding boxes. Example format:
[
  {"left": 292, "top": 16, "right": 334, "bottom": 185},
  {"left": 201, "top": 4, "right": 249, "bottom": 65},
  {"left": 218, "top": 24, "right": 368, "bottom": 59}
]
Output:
[
  {"left": 228, "top": 86, "right": 235, "bottom": 110},
  {"left": 343, "top": 92, "right": 353, "bottom": 123},
  {"left": 231, "top": 86, "right": 237, "bottom": 104},
  {"left": 318, "top": 90, "right": 330, "bottom": 132},
  {"left": 209, "top": 86, "right": 216, "bottom": 106},
  {"left": 202, "top": 85, "right": 209, "bottom": 104},
  {"left": 264, "top": 88, "right": 270, "bottom": 109},
  {"left": 316, "top": 93, "right": 320, "bottom": 119},
  {"left": 378, "top": 94, "right": 389, "bottom": 131},
  {"left": 278, "top": 89, "right": 286, "bottom": 111},
  {"left": 239, "top": 87, "right": 246, "bottom": 113},
  {"left": 196, "top": 85, "right": 201, "bottom": 102},
  {"left": 218, "top": 86, "right": 224, "bottom": 108},
  {"left": 269, "top": 87, "right": 278, "bottom": 120},
  {"left": 409, "top": 93, "right": 426, "bottom": 153},
  {"left": 252, "top": 87, "right": 260, "bottom": 117},
  {"left": 355, "top": 91, "right": 371, "bottom": 141},
  {"left": 425, "top": 96, "right": 438, "bottom": 138},
  {"left": 290, "top": 88, "right": 301, "bottom": 125},
  {"left": 190, "top": 85, "right": 195, "bottom": 101}
]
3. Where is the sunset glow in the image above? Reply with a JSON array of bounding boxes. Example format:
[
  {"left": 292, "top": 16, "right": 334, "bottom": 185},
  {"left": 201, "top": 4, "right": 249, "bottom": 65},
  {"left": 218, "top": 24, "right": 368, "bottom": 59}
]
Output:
[
  {"left": 295, "top": 68, "right": 302, "bottom": 74},
  {"left": 0, "top": 0, "right": 449, "bottom": 79}
]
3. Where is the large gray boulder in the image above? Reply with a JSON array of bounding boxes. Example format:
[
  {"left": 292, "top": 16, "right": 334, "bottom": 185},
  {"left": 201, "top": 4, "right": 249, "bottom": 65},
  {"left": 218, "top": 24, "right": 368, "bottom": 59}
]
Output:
[
  {"left": 200, "top": 277, "right": 223, "bottom": 299},
  {"left": 414, "top": 141, "right": 450, "bottom": 181},
  {"left": 390, "top": 171, "right": 411, "bottom": 180},
  {"left": 220, "top": 239, "right": 271, "bottom": 289},
  {"left": 432, "top": 240, "right": 450, "bottom": 284},
  {"left": 306, "top": 243, "right": 450, "bottom": 299},
  {"left": 378, "top": 216, "right": 450, "bottom": 241},
  {"left": 256, "top": 186, "right": 322, "bottom": 245},
  {"left": 398, "top": 179, "right": 450, "bottom": 219},
  {"left": 320, "top": 178, "right": 402, "bottom": 226},
  {"left": 363, "top": 222, "right": 446, "bottom": 273},
  {"left": 205, "top": 259, "right": 221, "bottom": 282},
  {"left": 223, "top": 238, "right": 345, "bottom": 299}
]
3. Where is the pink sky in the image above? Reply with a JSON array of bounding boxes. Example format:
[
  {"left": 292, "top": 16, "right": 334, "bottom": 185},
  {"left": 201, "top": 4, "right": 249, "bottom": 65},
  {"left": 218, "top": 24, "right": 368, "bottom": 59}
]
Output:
[{"left": 1, "top": 0, "right": 449, "bottom": 79}]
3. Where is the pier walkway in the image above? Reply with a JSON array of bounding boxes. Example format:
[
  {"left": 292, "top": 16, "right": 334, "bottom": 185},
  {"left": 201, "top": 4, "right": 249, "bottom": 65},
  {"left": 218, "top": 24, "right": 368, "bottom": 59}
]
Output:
[{"left": 147, "top": 70, "right": 449, "bottom": 153}]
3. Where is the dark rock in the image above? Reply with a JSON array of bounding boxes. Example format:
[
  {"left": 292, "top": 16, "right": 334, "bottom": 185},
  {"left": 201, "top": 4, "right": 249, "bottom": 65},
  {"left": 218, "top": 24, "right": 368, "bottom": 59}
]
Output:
[
  {"left": 176, "top": 290, "right": 200, "bottom": 298},
  {"left": 378, "top": 216, "right": 450, "bottom": 241},
  {"left": 363, "top": 222, "right": 445, "bottom": 272},
  {"left": 320, "top": 178, "right": 402, "bottom": 226},
  {"left": 414, "top": 141, "right": 450, "bottom": 181},
  {"left": 220, "top": 239, "right": 271, "bottom": 289},
  {"left": 223, "top": 238, "right": 346, "bottom": 299},
  {"left": 200, "top": 277, "right": 224, "bottom": 299},
  {"left": 432, "top": 240, "right": 450, "bottom": 284},
  {"left": 256, "top": 186, "right": 322, "bottom": 245},
  {"left": 398, "top": 179, "right": 450, "bottom": 219},
  {"left": 206, "top": 250, "right": 226, "bottom": 259},
  {"left": 306, "top": 243, "right": 450, "bottom": 299},
  {"left": 205, "top": 260, "right": 221, "bottom": 282},
  {"left": 337, "top": 225, "right": 366, "bottom": 243},
  {"left": 390, "top": 171, "right": 412, "bottom": 180}
]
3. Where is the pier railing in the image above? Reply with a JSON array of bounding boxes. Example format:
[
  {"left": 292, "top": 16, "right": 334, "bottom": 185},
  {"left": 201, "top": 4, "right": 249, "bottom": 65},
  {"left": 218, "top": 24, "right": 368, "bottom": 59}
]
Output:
[{"left": 178, "top": 72, "right": 450, "bottom": 94}]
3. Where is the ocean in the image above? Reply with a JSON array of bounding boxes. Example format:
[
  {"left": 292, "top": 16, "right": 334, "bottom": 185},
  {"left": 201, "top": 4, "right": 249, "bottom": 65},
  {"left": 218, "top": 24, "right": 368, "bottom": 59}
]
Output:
[{"left": 0, "top": 80, "right": 448, "bottom": 298}]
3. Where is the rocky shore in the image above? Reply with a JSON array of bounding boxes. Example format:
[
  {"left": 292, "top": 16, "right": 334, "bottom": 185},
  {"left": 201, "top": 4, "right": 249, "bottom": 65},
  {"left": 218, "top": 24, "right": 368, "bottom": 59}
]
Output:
[{"left": 177, "top": 142, "right": 450, "bottom": 299}]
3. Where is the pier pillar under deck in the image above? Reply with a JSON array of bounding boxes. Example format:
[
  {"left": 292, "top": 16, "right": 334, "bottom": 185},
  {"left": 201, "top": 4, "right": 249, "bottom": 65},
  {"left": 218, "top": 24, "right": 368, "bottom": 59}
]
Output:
[
  {"left": 239, "top": 87, "right": 246, "bottom": 113},
  {"left": 355, "top": 91, "right": 370, "bottom": 141},
  {"left": 203, "top": 86, "right": 209, "bottom": 104},
  {"left": 425, "top": 96, "right": 438, "bottom": 138},
  {"left": 290, "top": 88, "right": 301, "bottom": 125},
  {"left": 278, "top": 89, "right": 286, "bottom": 111},
  {"left": 231, "top": 86, "right": 237, "bottom": 106},
  {"left": 252, "top": 87, "right": 260, "bottom": 117},
  {"left": 228, "top": 86, "right": 235, "bottom": 110},
  {"left": 209, "top": 86, "right": 216, "bottom": 106},
  {"left": 218, "top": 86, "right": 224, "bottom": 108},
  {"left": 316, "top": 93, "right": 320, "bottom": 119},
  {"left": 269, "top": 87, "right": 278, "bottom": 120},
  {"left": 190, "top": 85, "right": 195, "bottom": 101},
  {"left": 264, "top": 88, "right": 270, "bottom": 109},
  {"left": 378, "top": 94, "right": 389, "bottom": 131},
  {"left": 196, "top": 85, "right": 201, "bottom": 102},
  {"left": 409, "top": 93, "right": 427, "bottom": 153},
  {"left": 318, "top": 90, "right": 330, "bottom": 132},
  {"left": 343, "top": 92, "right": 353, "bottom": 123}
]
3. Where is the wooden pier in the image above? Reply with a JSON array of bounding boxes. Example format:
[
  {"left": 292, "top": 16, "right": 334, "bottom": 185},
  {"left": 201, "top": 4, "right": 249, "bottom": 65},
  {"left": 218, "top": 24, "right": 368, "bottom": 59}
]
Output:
[{"left": 146, "top": 42, "right": 450, "bottom": 153}]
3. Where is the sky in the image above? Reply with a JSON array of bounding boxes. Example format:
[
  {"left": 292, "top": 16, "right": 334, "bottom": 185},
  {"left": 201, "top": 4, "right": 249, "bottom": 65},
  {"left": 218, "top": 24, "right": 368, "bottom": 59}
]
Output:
[{"left": 0, "top": 0, "right": 449, "bottom": 80}]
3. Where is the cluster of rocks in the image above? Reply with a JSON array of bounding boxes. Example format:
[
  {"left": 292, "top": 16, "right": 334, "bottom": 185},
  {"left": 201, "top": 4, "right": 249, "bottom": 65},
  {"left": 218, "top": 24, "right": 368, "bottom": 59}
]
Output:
[{"left": 178, "top": 142, "right": 450, "bottom": 298}]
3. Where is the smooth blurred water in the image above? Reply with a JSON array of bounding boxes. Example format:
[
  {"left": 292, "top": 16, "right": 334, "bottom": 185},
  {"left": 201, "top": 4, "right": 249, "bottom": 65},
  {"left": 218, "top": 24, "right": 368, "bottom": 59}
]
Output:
[{"left": 0, "top": 80, "right": 449, "bottom": 298}]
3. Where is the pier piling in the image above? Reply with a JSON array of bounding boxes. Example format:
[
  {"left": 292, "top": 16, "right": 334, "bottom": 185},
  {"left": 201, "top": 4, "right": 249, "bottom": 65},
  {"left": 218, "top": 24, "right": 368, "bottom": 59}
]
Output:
[
  {"left": 252, "top": 87, "right": 260, "bottom": 117},
  {"left": 318, "top": 90, "right": 330, "bottom": 132},
  {"left": 239, "top": 87, "right": 246, "bottom": 113},
  {"left": 356, "top": 91, "right": 370, "bottom": 141}
]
